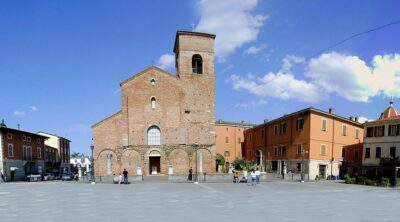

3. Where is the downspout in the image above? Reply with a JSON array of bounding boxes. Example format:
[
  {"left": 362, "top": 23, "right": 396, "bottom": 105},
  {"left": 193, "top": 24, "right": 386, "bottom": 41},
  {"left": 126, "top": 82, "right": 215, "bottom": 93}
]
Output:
[{"left": 331, "top": 118, "right": 335, "bottom": 176}]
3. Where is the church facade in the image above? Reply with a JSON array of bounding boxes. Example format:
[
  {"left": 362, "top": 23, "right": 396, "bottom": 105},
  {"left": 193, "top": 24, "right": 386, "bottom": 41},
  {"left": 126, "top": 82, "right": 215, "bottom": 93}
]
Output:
[{"left": 92, "top": 31, "right": 216, "bottom": 176}]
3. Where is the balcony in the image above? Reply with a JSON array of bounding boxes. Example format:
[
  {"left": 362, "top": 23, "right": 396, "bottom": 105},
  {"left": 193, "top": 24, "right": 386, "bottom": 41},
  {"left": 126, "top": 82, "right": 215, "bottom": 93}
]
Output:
[{"left": 380, "top": 157, "right": 400, "bottom": 167}]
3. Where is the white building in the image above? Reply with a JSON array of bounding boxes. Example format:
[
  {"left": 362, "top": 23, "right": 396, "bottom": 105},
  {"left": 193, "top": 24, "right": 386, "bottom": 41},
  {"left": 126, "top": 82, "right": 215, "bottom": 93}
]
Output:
[
  {"left": 363, "top": 99, "right": 400, "bottom": 175},
  {"left": 70, "top": 157, "right": 91, "bottom": 174},
  {"left": 38, "top": 132, "right": 71, "bottom": 174}
]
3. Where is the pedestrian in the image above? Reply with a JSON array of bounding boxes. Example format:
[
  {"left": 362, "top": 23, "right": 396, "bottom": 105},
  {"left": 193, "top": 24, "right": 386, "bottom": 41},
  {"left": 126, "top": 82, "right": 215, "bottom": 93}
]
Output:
[
  {"left": 233, "top": 169, "right": 239, "bottom": 183},
  {"left": 255, "top": 167, "right": 261, "bottom": 184},
  {"left": 251, "top": 169, "right": 257, "bottom": 186},
  {"left": 123, "top": 168, "right": 128, "bottom": 184},
  {"left": 118, "top": 173, "right": 123, "bottom": 184},
  {"left": 188, "top": 167, "right": 193, "bottom": 181}
]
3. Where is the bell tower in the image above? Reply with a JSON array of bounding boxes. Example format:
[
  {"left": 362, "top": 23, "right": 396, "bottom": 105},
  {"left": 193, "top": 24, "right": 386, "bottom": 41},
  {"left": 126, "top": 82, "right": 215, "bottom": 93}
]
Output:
[
  {"left": 173, "top": 31, "right": 216, "bottom": 145},
  {"left": 173, "top": 31, "right": 216, "bottom": 78}
]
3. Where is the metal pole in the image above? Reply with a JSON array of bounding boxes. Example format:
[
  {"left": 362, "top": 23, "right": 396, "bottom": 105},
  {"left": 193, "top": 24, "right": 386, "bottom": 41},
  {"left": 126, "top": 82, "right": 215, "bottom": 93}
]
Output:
[{"left": 301, "top": 149, "right": 304, "bottom": 182}]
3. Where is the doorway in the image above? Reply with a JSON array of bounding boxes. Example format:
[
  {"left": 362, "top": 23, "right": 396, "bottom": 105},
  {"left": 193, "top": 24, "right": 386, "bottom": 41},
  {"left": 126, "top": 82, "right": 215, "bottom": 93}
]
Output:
[
  {"left": 319, "top": 165, "right": 326, "bottom": 179},
  {"left": 149, "top": 157, "right": 160, "bottom": 175},
  {"left": 148, "top": 150, "right": 161, "bottom": 175}
]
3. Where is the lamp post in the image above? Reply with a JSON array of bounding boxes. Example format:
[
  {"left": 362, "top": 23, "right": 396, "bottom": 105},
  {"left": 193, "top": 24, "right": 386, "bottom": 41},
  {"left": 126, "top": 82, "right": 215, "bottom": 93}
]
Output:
[
  {"left": 301, "top": 149, "right": 308, "bottom": 183},
  {"left": 90, "top": 143, "right": 94, "bottom": 182}
]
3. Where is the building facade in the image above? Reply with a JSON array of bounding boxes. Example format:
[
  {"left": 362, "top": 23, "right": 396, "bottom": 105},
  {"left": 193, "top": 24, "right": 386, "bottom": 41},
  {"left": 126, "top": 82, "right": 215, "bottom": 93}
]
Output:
[
  {"left": 215, "top": 120, "right": 254, "bottom": 164},
  {"left": 242, "top": 107, "right": 364, "bottom": 180},
  {"left": 0, "top": 121, "right": 48, "bottom": 181},
  {"left": 92, "top": 31, "right": 217, "bottom": 176},
  {"left": 363, "top": 100, "right": 400, "bottom": 179},
  {"left": 38, "top": 132, "right": 71, "bottom": 174}
]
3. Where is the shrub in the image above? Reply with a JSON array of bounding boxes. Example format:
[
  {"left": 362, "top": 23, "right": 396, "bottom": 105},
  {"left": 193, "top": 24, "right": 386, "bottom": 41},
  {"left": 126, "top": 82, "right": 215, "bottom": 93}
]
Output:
[
  {"left": 326, "top": 175, "right": 332, "bottom": 180},
  {"left": 315, "top": 175, "right": 321, "bottom": 181},
  {"left": 365, "top": 179, "right": 377, "bottom": 186},
  {"left": 380, "top": 177, "right": 390, "bottom": 187},
  {"left": 356, "top": 176, "right": 366, "bottom": 185},
  {"left": 345, "top": 175, "right": 356, "bottom": 184}
]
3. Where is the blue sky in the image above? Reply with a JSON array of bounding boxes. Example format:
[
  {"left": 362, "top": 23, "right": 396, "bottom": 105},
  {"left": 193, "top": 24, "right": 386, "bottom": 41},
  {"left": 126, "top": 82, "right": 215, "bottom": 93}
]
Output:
[{"left": 1, "top": 0, "right": 399, "bottom": 155}]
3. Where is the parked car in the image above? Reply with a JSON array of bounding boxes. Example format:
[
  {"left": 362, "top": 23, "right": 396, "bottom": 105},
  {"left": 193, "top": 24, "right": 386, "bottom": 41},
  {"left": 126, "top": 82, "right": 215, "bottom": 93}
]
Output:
[
  {"left": 26, "top": 173, "right": 42, "bottom": 182},
  {"left": 61, "top": 173, "right": 74, "bottom": 181},
  {"left": 43, "top": 173, "right": 55, "bottom": 181}
]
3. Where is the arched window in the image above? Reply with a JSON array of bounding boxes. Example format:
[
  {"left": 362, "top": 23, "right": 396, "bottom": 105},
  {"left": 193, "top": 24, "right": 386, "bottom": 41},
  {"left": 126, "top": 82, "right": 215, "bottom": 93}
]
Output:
[
  {"left": 147, "top": 126, "right": 161, "bottom": 145},
  {"left": 150, "top": 79, "right": 156, "bottom": 85},
  {"left": 192, "top": 54, "right": 203, "bottom": 74},
  {"left": 151, "top": 97, "right": 156, "bottom": 109}
]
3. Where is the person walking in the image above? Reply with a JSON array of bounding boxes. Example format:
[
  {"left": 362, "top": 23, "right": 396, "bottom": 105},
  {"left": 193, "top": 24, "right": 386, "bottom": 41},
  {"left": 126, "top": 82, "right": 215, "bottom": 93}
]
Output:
[
  {"left": 123, "top": 168, "right": 128, "bottom": 184},
  {"left": 251, "top": 169, "right": 257, "bottom": 186},
  {"left": 188, "top": 167, "right": 193, "bottom": 181},
  {"left": 255, "top": 168, "right": 261, "bottom": 184}
]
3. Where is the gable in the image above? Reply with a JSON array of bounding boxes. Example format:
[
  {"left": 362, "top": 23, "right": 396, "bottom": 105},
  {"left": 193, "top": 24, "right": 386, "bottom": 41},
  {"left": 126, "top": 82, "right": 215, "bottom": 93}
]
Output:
[{"left": 120, "top": 66, "right": 178, "bottom": 86}]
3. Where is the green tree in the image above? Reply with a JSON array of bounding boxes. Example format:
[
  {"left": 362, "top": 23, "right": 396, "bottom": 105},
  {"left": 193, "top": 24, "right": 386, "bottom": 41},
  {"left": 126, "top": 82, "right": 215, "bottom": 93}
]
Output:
[
  {"left": 216, "top": 153, "right": 225, "bottom": 166},
  {"left": 71, "top": 152, "right": 81, "bottom": 158}
]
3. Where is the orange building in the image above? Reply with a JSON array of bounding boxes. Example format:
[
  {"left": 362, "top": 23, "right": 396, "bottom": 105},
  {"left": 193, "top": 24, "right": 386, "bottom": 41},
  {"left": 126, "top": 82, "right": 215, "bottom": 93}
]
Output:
[
  {"left": 215, "top": 120, "right": 254, "bottom": 164},
  {"left": 243, "top": 107, "right": 363, "bottom": 180}
]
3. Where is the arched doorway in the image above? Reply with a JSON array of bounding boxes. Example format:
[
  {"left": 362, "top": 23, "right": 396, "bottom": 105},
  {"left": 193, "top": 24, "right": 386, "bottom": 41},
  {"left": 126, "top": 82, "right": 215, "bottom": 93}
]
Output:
[{"left": 148, "top": 150, "right": 161, "bottom": 175}]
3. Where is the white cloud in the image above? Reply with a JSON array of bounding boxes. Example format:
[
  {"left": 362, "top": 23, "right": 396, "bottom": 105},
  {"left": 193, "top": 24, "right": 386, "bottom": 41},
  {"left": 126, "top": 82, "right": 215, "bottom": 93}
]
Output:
[
  {"left": 230, "top": 52, "right": 400, "bottom": 103},
  {"left": 157, "top": 53, "right": 175, "bottom": 70},
  {"left": 195, "top": 0, "right": 267, "bottom": 62},
  {"left": 30, "top": 106, "right": 38, "bottom": 112},
  {"left": 234, "top": 99, "right": 267, "bottom": 109},
  {"left": 13, "top": 111, "right": 25, "bottom": 117},
  {"left": 230, "top": 55, "right": 325, "bottom": 103},
  {"left": 244, "top": 44, "right": 266, "bottom": 55},
  {"left": 306, "top": 52, "right": 400, "bottom": 102}
]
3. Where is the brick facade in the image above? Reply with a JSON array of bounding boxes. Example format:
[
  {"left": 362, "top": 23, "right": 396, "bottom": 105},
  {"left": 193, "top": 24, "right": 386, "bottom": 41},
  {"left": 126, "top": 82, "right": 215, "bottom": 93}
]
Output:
[
  {"left": 92, "top": 31, "right": 217, "bottom": 176},
  {"left": 0, "top": 124, "right": 48, "bottom": 181},
  {"left": 243, "top": 107, "right": 364, "bottom": 180}
]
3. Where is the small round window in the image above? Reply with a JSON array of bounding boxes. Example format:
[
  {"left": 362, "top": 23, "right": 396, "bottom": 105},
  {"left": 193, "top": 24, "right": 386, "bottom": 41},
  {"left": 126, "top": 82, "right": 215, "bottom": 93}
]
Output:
[{"left": 150, "top": 79, "right": 156, "bottom": 85}]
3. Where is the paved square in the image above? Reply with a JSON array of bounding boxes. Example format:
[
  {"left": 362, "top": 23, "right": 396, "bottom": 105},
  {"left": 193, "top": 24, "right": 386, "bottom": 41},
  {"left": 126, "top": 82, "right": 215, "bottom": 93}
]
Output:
[{"left": 0, "top": 181, "right": 399, "bottom": 222}]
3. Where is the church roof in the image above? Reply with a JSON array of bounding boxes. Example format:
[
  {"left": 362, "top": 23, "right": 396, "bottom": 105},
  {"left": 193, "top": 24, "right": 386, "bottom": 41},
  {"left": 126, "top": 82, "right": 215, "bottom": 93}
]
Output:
[
  {"left": 378, "top": 98, "right": 399, "bottom": 120},
  {"left": 120, "top": 66, "right": 177, "bottom": 86}
]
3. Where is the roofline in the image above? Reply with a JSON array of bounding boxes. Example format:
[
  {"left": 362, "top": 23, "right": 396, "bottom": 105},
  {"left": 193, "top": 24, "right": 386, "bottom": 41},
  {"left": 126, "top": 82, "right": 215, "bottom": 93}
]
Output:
[
  {"left": 215, "top": 120, "right": 256, "bottom": 127},
  {"left": 120, "top": 66, "right": 178, "bottom": 86},
  {"left": 0, "top": 127, "right": 49, "bottom": 139},
  {"left": 37, "top": 131, "right": 71, "bottom": 142},
  {"left": 91, "top": 111, "right": 122, "bottom": 128},
  {"left": 173, "top": 30, "right": 216, "bottom": 53},
  {"left": 245, "top": 107, "right": 363, "bottom": 130}
]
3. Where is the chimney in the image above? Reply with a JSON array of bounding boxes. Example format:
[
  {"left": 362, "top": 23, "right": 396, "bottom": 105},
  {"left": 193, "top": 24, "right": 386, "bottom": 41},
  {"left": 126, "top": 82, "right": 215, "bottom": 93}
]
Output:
[
  {"left": 355, "top": 116, "right": 359, "bottom": 122},
  {"left": 349, "top": 116, "right": 354, "bottom": 121},
  {"left": 17, "top": 124, "right": 20, "bottom": 130},
  {"left": 263, "top": 119, "right": 269, "bottom": 123},
  {"left": 328, "top": 107, "right": 334, "bottom": 114},
  {"left": 241, "top": 120, "right": 245, "bottom": 124}
]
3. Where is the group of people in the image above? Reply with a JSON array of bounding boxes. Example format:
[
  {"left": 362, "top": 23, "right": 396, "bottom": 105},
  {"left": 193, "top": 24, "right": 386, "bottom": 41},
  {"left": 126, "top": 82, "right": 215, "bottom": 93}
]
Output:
[
  {"left": 114, "top": 168, "right": 129, "bottom": 184},
  {"left": 233, "top": 167, "right": 261, "bottom": 186}
]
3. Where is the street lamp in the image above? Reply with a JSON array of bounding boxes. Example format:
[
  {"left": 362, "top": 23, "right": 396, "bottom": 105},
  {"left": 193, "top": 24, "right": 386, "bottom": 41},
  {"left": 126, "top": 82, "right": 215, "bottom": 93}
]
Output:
[{"left": 90, "top": 142, "right": 94, "bottom": 182}]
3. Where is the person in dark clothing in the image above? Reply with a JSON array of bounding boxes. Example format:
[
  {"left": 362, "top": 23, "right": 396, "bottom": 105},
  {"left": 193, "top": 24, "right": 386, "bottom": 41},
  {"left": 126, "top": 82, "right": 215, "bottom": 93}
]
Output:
[
  {"left": 188, "top": 167, "right": 193, "bottom": 181},
  {"left": 123, "top": 169, "right": 128, "bottom": 184}
]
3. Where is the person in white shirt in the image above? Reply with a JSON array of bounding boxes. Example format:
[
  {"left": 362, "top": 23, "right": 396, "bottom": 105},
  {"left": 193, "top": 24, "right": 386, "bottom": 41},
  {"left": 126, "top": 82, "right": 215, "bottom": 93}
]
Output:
[
  {"left": 250, "top": 169, "right": 257, "bottom": 186},
  {"left": 255, "top": 168, "right": 261, "bottom": 184}
]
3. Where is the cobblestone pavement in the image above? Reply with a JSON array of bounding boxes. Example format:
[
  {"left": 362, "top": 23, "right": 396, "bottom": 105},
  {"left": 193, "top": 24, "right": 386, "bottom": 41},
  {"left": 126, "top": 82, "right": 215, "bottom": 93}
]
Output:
[{"left": 0, "top": 181, "right": 399, "bottom": 222}]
